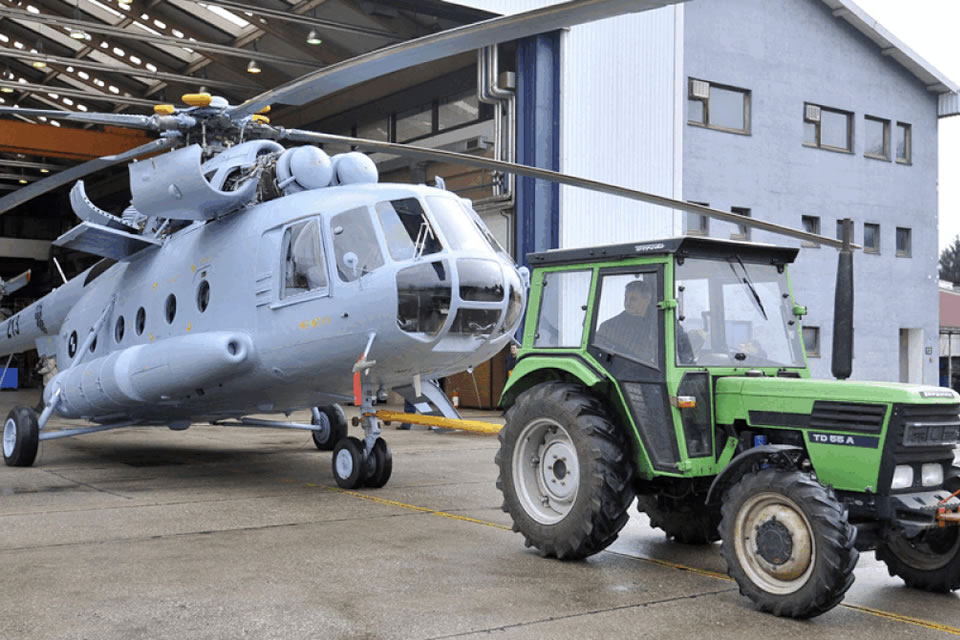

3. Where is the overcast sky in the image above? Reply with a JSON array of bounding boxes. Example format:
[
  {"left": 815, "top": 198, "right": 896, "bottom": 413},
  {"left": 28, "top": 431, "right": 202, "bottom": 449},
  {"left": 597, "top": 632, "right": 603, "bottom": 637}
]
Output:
[{"left": 854, "top": 0, "right": 960, "bottom": 252}]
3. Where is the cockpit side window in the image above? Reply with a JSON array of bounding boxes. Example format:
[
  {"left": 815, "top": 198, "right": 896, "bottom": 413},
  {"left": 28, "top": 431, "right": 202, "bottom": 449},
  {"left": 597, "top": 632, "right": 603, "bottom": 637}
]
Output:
[
  {"left": 282, "top": 218, "right": 328, "bottom": 298},
  {"left": 375, "top": 198, "right": 442, "bottom": 260},
  {"left": 331, "top": 207, "right": 385, "bottom": 282}
]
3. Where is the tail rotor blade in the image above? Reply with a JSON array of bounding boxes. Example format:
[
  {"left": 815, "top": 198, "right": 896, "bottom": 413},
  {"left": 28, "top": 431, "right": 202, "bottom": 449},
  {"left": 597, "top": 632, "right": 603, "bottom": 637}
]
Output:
[
  {"left": 0, "top": 134, "right": 180, "bottom": 215},
  {"left": 281, "top": 129, "right": 855, "bottom": 250}
]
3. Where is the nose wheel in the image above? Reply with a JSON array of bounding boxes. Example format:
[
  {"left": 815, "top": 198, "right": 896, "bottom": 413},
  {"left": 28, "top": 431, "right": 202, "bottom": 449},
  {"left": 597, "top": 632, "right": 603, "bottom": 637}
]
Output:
[{"left": 331, "top": 436, "right": 393, "bottom": 489}]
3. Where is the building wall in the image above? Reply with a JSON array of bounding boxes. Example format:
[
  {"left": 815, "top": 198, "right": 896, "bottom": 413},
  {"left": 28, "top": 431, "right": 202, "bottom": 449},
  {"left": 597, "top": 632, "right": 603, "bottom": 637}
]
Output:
[
  {"left": 683, "top": 0, "right": 941, "bottom": 384},
  {"left": 456, "top": 0, "right": 683, "bottom": 248}
]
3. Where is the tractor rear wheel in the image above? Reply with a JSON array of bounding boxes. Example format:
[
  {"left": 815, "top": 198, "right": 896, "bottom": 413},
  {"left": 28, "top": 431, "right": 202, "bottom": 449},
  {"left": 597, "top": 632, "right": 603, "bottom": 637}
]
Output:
[
  {"left": 719, "top": 468, "right": 858, "bottom": 618},
  {"left": 496, "top": 382, "right": 634, "bottom": 560},
  {"left": 637, "top": 494, "right": 720, "bottom": 545},
  {"left": 877, "top": 526, "right": 960, "bottom": 592}
]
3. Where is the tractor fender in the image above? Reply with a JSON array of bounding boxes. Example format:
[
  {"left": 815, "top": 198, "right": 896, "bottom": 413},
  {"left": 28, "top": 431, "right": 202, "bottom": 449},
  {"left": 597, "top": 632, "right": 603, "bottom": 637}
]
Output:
[{"left": 705, "top": 445, "right": 804, "bottom": 505}]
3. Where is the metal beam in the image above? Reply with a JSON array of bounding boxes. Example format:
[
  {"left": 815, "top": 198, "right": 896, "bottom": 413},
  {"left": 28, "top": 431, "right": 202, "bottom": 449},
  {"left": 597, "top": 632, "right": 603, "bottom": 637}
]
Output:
[
  {"left": 0, "top": 119, "right": 152, "bottom": 161},
  {"left": 0, "top": 48, "right": 260, "bottom": 92},
  {"left": 0, "top": 6, "right": 316, "bottom": 67},
  {"left": 0, "top": 79, "right": 159, "bottom": 107},
  {"left": 196, "top": 0, "right": 400, "bottom": 40},
  {"left": 0, "top": 237, "right": 49, "bottom": 261},
  {"left": 0, "top": 159, "right": 61, "bottom": 171}
]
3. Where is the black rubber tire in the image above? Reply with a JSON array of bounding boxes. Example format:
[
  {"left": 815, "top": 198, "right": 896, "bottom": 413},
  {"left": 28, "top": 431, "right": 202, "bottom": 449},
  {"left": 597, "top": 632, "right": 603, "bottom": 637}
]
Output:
[
  {"left": 637, "top": 494, "right": 721, "bottom": 545},
  {"left": 331, "top": 436, "right": 365, "bottom": 489},
  {"left": 364, "top": 438, "right": 393, "bottom": 489},
  {"left": 3, "top": 406, "right": 39, "bottom": 467},
  {"left": 496, "top": 381, "right": 635, "bottom": 560},
  {"left": 876, "top": 527, "right": 960, "bottom": 593},
  {"left": 719, "top": 469, "right": 858, "bottom": 618},
  {"left": 312, "top": 404, "right": 348, "bottom": 451}
]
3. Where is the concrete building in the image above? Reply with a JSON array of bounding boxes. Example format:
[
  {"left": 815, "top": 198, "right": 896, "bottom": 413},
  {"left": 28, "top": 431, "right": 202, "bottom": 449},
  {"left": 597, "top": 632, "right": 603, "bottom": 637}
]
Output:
[{"left": 459, "top": 0, "right": 959, "bottom": 384}]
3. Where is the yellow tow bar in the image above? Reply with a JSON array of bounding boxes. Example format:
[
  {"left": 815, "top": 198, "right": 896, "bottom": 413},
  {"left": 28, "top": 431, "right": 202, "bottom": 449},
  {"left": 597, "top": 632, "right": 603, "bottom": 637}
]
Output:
[{"left": 375, "top": 410, "right": 502, "bottom": 435}]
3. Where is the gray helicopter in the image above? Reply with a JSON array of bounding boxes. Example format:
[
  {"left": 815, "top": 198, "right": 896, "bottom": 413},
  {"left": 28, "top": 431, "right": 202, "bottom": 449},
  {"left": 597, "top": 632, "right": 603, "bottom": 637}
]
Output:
[{"left": 0, "top": 0, "right": 842, "bottom": 489}]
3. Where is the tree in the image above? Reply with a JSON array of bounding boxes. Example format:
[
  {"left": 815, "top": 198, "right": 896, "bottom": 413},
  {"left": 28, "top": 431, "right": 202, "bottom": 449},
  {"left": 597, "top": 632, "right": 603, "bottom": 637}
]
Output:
[{"left": 940, "top": 236, "right": 960, "bottom": 284}]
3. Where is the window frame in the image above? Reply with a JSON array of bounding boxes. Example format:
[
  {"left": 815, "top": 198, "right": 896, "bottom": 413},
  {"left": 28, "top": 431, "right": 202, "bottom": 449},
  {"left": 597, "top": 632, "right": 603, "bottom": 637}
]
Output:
[
  {"left": 803, "top": 103, "right": 853, "bottom": 154},
  {"left": 896, "top": 227, "right": 912, "bottom": 258},
  {"left": 730, "top": 207, "right": 751, "bottom": 241},
  {"left": 802, "top": 326, "right": 821, "bottom": 358},
  {"left": 533, "top": 268, "right": 595, "bottom": 349},
  {"left": 687, "top": 78, "right": 751, "bottom": 136},
  {"left": 276, "top": 216, "right": 332, "bottom": 307},
  {"left": 896, "top": 122, "right": 912, "bottom": 165},
  {"left": 863, "top": 222, "right": 881, "bottom": 255},
  {"left": 685, "top": 201, "right": 710, "bottom": 236},
  {"left": 863, "top": 115, "right": 891, "bottom": 161},
  {"left": 801, "top": 215, "right": 821, "bottom": 248}
]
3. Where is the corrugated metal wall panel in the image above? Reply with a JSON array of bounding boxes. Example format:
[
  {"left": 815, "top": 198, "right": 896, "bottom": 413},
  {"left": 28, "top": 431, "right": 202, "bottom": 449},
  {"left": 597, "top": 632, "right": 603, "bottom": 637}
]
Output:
[{"left": 452, "top": 0, "right": 683, "bottom": 249}]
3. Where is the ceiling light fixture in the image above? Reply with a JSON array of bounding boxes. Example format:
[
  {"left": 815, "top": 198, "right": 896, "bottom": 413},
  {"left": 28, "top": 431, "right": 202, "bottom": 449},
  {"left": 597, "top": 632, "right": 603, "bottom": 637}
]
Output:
[
  {"left": 306, "top": 29, "right": 322, "bottom": 45},
  {"left": 1, "top": 67, "right": 13, "bottom": 93},
  {"left": 31, "top": 39, "right": 46, "bottom": 68},
  {"left": 70, "top": 0, "right": 88, "bottom": 39},
  {"left": 246, "top": 58, "right": 261, "bottom": 74}
]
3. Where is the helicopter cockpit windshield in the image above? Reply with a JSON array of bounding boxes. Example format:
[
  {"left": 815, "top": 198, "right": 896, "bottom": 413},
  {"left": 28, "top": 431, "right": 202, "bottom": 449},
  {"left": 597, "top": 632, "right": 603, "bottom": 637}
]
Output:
[{"left": 331, "top": 207, "right": 385, "bottom": 282}]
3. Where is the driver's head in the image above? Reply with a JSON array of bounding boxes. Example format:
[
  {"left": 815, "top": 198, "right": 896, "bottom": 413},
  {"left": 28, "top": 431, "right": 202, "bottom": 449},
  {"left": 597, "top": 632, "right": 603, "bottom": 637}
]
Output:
[{"left": 624, "top": 279, "right": 654, "bottom": 317}]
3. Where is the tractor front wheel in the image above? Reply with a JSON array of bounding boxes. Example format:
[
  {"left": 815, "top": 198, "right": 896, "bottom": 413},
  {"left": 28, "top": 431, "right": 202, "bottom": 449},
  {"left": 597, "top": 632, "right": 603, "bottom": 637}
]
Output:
[
  {"left": 877, "top": 526, "right": 960, "bottom": 593},
  {"left": 637, "top": 493, "right": 720, "bottom": 545},
  {"left": 719, "top": 469, "right": 858, "bottom": 618},
  {"left": 496, "top": 382, "right": 634, "bottom": 560}
]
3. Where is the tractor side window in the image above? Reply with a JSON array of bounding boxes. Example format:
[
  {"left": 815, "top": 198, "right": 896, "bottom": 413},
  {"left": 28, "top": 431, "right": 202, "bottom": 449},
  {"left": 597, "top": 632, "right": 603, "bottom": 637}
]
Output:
[
  {"left": 282, "top": 219, "right": 328, "bottom": 298},
  {"left": 534, "top": 270, "right": 592, "bottom": 348},
  {"left": 593, "top": 272, "right": 660, "bottom": 369},
  {"left": 375, "top": 198, "right": 441, "bottom": 260},
  {"left": 331, "top": 207, "right": 385, "bottom": 282}
]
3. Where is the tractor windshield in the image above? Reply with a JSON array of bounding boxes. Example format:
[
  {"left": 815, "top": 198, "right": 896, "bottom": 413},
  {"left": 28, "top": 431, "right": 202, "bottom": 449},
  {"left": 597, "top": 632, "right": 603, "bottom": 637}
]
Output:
[{"left": 675, "top": 257, "right": 805, "bottom": 368}]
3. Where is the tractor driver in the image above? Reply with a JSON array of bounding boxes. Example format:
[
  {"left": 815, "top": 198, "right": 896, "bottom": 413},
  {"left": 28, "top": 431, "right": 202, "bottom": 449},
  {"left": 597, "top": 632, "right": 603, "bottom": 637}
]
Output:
[{"left": 596, "top": 278, "right": 658, "bottom": 365}]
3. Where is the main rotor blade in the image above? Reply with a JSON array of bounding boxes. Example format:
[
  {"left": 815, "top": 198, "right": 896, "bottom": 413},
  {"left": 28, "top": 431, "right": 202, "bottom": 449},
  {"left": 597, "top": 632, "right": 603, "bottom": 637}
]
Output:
[
  {"left": 0, "top": 135, "right": 179, "bottom": 215},
  {"left": 282, "top": 129, "right": 857, "bottom": 251},
  {"left": 0, "top": 107, "right": 156, "bottom": 130},
  {"left": 229, "top": 0, "right": 684, "bottom": 118}
]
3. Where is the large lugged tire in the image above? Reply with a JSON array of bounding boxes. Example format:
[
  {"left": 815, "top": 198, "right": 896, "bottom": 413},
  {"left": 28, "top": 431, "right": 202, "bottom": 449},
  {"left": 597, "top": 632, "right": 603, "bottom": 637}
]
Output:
[
  {"left": 3, "top": 406, "right": 39, "bottom": 467},
  {"left": 496, "top": 382, "right": 635, "bottom": 560},
  {"left": 877, "top": 527, "right": 960, "bottom": 593},
  {"left": 637, "top": 494, "right": 720, "bottom": 545},
  {"left": 719, "top": 469, "right": 858, "bottom": 618}
]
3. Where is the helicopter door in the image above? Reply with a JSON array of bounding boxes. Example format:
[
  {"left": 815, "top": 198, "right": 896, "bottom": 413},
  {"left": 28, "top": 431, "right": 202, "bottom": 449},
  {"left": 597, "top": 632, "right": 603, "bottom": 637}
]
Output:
[{"left": 587, "top": 267, "right": 679, "bottom": 472}]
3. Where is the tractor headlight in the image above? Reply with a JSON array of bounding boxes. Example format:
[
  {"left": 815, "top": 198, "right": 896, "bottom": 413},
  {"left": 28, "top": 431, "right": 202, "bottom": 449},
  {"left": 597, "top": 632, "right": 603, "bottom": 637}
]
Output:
[
  {"left": 921, "top": 463, "right": 944, "bottom": 487},
  {"left": 891, "top": 465, "right": 914, "bottom": 490}
]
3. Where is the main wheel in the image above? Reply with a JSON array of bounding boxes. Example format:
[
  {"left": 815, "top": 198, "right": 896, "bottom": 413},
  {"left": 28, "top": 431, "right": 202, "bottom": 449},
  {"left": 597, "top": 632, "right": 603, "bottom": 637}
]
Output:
[
  {"left": 331, "top": 436, "right": 365, "bottom": 489},
  {"left": 364, "top": 438, "right": 393, "bottom": 489},
  {"left": 637, "top": 493, "right": 720, "bottom": 545},
  {"left": 877, "top": 526, "right": 960, "bottom": 592},
  {"left": 312, "top": 404, "right": 348, "bottom": 451},
  {"left": 496, "top": 382, "right": 635, "bottom": 560},
  {"left": 3, "top": 406, "right": 39, "bottom": 467},
  {"left": 719, "top": 469, "right": 858, "bottom": 618}
]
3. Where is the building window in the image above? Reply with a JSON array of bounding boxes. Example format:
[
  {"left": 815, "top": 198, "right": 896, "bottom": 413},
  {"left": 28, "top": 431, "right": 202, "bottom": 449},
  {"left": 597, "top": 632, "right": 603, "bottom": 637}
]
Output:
[
  {"left": 685, "top": 201, "right": 709, "bottom": 236},
  {"left": 395, "top": 103, "right": 434, "bottom": 142},
  {"left": 687, "top": 78, "right": 750, "bottom": 134},
  {"left": 357, "top": 117, "right": 389, "bottom": 142},
  {"left": 802, "top": 326, "right": 820, "bottom": 358},
  {"left": 438, "top": 91, "right": 480, "bottom": 132},
  {"left": 801, "top": 215, "right": 821, "bottom": 247},
  {"left": 864, "top": 115, "right": 890, "bottom": 160},
  {"left": 863, "top": 223, "right": 880, "bottom": 254},
  {"left": 896, "top": 122, "right": 912, "bottom": 164},
  {"left": 803, "top": 103, "right": 852, "bottom": 152},
  {"left": 731, "top": 207, "right": 750, "bottom": 241},
  {"left": 896, "top": 227, "right": 912, "bottom": 257}
]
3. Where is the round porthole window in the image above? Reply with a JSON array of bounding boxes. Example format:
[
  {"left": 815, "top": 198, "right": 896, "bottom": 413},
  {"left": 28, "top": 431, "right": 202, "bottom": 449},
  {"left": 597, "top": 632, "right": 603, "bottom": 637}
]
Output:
[
  {"left": 165, "top": 294, "right": 177, "bottom": 324},
  {"left": 196, "top": 280, "right": 210, "bottom": 313},
  {"left": 115, "top": 316, "right": 125, "bottom": 343},
  {"left": 135, "top": 307, "right": 146, "bottom": 335},
  {"left": 67, "top": 330, "right": 78, "bottom": 358}
]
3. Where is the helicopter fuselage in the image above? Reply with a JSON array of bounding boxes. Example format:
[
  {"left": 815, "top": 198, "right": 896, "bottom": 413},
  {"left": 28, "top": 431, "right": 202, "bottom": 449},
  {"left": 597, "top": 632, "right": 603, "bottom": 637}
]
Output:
[{"left": 3, "top": 182, "right": 523, "bottom": 425}]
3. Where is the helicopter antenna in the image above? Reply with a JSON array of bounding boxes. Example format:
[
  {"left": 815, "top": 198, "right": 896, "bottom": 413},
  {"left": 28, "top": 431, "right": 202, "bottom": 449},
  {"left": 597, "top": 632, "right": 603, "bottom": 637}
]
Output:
[{"left": 52, "top": 257, "right": 68, "bottom": 285}]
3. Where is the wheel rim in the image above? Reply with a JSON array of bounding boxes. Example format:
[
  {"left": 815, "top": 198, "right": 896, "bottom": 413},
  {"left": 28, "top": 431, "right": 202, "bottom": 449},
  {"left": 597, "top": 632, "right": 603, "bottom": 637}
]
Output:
[
  {"left": 512, "top": 418, "right": 579, "bottom": 525},
  {"left": 887, "top": 526, "right": 960, "bottom": 571},
  {"left": 2, "top": 418, "right": 15, "bottom": 458},
  {"left": 733, "top": 492, "right": 816, "bottom": 595},
  {"left": 335, "top": 448, "right": 354, "bottom": 479},
  {"left": 312, "top": 411, "right": 331, "bottom": 444}
]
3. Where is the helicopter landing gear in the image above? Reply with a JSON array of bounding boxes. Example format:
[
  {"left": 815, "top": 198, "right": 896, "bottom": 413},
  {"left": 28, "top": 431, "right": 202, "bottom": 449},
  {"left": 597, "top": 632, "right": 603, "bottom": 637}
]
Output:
[
  {"left": 311, "top": 404, "right": 347, "bottom": 451},
  {"left": 330, "top": 384, "right": 392, "bottom": 489},
  {"left": 3, "top": 406, "right": 39, "bottom": 467}
]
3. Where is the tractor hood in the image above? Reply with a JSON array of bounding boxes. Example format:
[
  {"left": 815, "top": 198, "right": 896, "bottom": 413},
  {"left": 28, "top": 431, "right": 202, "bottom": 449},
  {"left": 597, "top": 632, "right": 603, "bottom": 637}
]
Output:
[{"left": 715, "top": 376, "right": 959, "bottom": 424}]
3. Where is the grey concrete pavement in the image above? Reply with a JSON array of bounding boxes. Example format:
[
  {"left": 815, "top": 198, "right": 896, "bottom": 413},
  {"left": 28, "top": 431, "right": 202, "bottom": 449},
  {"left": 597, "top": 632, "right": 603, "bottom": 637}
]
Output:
[{"left": 1, "top": 389, "right": 958, "bottom": 639}]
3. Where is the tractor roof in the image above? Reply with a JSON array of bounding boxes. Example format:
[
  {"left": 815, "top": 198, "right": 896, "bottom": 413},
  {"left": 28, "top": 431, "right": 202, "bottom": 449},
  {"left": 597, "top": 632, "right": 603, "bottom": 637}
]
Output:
[{"left": 528, "top": 236, "right": 801, "bottom": 267}]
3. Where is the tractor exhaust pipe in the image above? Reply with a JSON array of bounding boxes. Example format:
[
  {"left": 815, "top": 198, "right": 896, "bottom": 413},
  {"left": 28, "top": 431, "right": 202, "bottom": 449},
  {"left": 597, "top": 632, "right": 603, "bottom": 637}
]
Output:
[{"left": 832, "top": 218, "right": 854, "bottom": 380}]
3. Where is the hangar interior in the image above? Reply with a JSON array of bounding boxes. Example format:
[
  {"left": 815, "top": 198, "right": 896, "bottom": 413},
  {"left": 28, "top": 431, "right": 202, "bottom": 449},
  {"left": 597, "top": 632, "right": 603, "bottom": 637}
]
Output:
[{"left": 0, "top": 0, "right": 526, "bottom": 404}]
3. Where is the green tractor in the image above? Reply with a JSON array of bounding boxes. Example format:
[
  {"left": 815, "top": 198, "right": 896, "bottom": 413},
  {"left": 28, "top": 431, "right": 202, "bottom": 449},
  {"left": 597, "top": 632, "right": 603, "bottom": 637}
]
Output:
[{"left": 496, "top": 233, "right": 960, "bottom": 618}]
